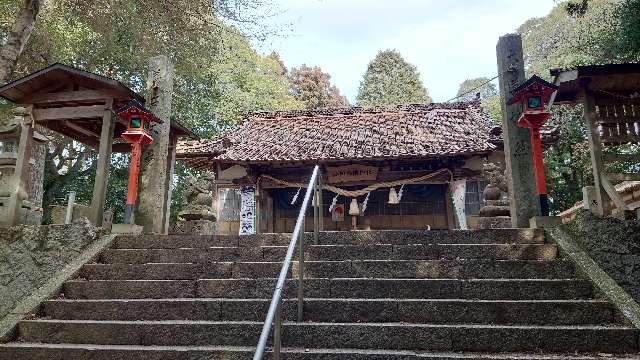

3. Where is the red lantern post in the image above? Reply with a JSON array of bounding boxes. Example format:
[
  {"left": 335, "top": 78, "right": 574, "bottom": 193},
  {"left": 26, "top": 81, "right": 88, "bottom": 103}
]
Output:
[
  {"left": 508, "top": 75, "right": 558, "bottom": 216},
  {"left": 116, "top": 101, "right": 156, "bottom": 224}
]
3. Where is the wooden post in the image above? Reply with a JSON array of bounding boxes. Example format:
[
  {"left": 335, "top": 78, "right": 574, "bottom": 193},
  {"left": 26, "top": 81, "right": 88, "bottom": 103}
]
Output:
[
  {"left": 138, "top": 55, "right": 175, "bottom": 234},
  {"left": 90, "top": 101, "right": 115, "bottom": 226},
  {"left": 64, "top": 191, "right": 76, "bottom": 224},
  {"left": 496, "top": 34, "right": 540, "bottom": 227},
  {"left": 7, "top": 107, "right": 34, "bottom": 225},
  {"left": 445, "top": 183, "right": 456, "bottom": 230},
  {"left": 583, "top": 90, "right": 611, "bottom": 216},
  {"left": 255, "top": 178, "right": 262, "bottom": 234}
]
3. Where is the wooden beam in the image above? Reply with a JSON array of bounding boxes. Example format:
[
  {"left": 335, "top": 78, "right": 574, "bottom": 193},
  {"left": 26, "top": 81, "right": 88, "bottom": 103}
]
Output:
[
  {"left": 601, "top": 175, "right": 628, "bottom": 211},
  {"left": 583, "top": 90, "right": 611, "bottom": 216},
  {"left": 63, "top": 121, "right": 100, "bottom": 139},
  {"left": 606, "top": 173, "right": 640, "bottom": 182},
  {"left": 25, "top": 90, "right": 119, "bottom": 105},
  {"left": 597, "top": 115, "right": 639, "bottom": 124},
  {"left": 603, "top": 153, "right": 640, "bottom": 163},
  {"left": 33, "top": 105, "right": 105, "bottom": 121}
]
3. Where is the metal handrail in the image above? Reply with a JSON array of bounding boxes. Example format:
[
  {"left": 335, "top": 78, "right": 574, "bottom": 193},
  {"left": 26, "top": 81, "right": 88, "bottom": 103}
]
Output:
[{"left": 253, "top": 165, "right": 321, "bottom": 360}]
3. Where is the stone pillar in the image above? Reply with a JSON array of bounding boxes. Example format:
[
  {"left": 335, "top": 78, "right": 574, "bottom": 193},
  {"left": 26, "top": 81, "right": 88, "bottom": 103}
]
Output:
[
  {"left": 496, "top": 34, "right": 539, "bottom": 228},
  {"left": 137, "top": 55, "right": 175, "bottom": 234},
  {"left": 161, "top": 136, "right": 178, "bottom": 234},
  {"left": 89, "top": 102, "right": 115, "bottom": 227},
  {"left": 7, "top": 107, "right": 34, "bottom": 225}
]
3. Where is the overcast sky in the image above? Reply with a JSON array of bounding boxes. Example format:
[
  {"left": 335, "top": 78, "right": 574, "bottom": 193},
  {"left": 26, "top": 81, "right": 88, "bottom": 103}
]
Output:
[{"left": 257, "top": 0, "right": 558, "bottom": 103}]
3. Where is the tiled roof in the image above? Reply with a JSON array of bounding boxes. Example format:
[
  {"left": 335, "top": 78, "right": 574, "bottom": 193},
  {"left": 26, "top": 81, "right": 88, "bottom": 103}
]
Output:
[{"left": 177, "top": 102, "right": 499, "bottom": 165}]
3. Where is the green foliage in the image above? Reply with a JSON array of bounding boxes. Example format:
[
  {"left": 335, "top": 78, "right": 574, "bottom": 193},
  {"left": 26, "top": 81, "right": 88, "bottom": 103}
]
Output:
[
  {"left": 456, "top": 77, "right": 501, "bottom": 122},
  {"left": 289, "top": 64, "right": 348, "bottom": 109},
  {"left": 356, "top": 49, "right": 431, "bottom": 106},
  {"left": 456, "top": 78, "right": 498, "bottom": 101},
  {"left": 543, "top": 105, "right": 593, "bottom": 212},
  {"left": 1, "top": 0, "right": 298, "bottom": 224},
  {"left": 518, "top": 0, "right": 640, "bottom": 213}
]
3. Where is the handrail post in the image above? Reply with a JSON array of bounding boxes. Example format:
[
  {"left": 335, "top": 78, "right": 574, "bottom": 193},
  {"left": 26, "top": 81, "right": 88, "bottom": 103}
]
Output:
[
  {"left": 298, "top": 215, "right": 305, "bottom": 322},
  {"left": 252, "top": 165, "right": 318, "bottom": 360},
  {"left": 318, "top": 174, "right": 324, "bottom": 233},
  {"left": 274, "top": 300, "right": 282, "bottom": 359},
  {"left": 313, "top": 175, "right": 319, "bottom": 245}
]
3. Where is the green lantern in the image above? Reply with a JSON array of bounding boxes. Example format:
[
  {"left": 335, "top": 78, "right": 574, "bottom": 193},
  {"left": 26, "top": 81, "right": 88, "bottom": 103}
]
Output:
[{"left": 130, "top": 117, "right": 141, "bottom": 129}]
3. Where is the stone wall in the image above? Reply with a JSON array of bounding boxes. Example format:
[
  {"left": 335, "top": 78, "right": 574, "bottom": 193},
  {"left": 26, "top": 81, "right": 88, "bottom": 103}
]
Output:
[
  {"left": 561, "top": 210, "right": 640, "bottom": 301},
  {"left": 0, "top": 219, "right": 98, "bottom": 318}
]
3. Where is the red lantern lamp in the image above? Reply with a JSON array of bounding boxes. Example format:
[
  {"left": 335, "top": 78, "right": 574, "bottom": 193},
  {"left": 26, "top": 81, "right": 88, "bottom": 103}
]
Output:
[
  {"left": 116, "top": 100, "right": 157, "bottom": 224},
  {"left": 508, "top": 75, "right": 558, "bottom": 217}
]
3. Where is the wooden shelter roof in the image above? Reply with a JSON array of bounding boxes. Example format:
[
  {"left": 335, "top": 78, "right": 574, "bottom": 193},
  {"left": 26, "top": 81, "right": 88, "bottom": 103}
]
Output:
[
  {"left": 0, "top": 63, "right": 196, "bottom": 150},
  {"left": 550, "top": 63, "right": 640, "bottom": 104},
  {"left": 0, "top": 63, "right": 143, "bottom": 104}
]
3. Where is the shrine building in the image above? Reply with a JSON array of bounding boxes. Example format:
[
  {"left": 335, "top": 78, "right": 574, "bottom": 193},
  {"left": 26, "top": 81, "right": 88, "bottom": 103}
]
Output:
[{"left": 177, "top": 102, "right": 506, "bottom": 234}]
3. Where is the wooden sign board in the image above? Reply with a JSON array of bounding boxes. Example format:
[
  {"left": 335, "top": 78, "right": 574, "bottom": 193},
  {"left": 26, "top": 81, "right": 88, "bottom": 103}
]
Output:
[{"left": 326, "top": 164, "right": 378, "bottom": 184}]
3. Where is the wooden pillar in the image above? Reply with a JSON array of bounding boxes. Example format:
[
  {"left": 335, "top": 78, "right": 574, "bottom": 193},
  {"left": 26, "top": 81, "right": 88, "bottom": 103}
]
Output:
[
  {"left": 582, "top": 90, "right": 611, "bottom": 216},
  {"left": 255, "top": 178, "right": 262, "bottom": 234},
  {"left": 161, "top": 136, "right": 178, "bottom": 234},
  {"left": 445, "top": 183, "right": 455, "bottom": 230},
  {"left": 138, "top": 55, "right": 175, "bottom": 234},
  {"left": 90, "top": 102, "right": 115, "bottom": 226},
  {"left": 496, "top": 34, "right": 540, "bottom": 227},
  {"left": 7, "top": 107, "right": 34, "bottom": 225}
]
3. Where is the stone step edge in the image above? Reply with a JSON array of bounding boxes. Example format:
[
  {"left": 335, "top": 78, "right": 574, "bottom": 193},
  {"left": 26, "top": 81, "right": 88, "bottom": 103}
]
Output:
[
  {"left": 65, "top": 278, "right": 587, "bottom": 283},
  {"left": 88, "top": 259, "right": 572, "bottom": 266},
  {"left": 1, "top": 343, "right": 636, "bottom": 360},
  {"left": 110, "top": 243, "right": 555, "bottom": 249},
  {"left": 44, "top": 298, "right": 610, "bottom": 303},
  {"left": 18, "top": 319, "right": 634, "bottom": 330}
]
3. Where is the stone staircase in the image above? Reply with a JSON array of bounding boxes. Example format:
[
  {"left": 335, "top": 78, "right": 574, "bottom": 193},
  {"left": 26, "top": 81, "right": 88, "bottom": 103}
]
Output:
[{"left": 1, "top": 229, "right": 639, "bottom": 359}]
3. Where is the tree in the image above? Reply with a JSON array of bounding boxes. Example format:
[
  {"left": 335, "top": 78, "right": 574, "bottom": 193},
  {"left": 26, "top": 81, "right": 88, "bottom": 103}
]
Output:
[
  {"left": 0, "top": 0, "right": 40, "bottom": 83},
  {"left": 0, "top": 0, "right": 300, "bottom": 223},
  {"left": 289, "top": 64, "right": 348, "bottom": 109},
  {"left": 456, "top": 77, "right": 501, "bottom": 121},
  {"left": 356, "top": 49, "right": 431, "bottom": 106},
  {"left": 456, "top": 78, "right": 498, "bottom": 101}
]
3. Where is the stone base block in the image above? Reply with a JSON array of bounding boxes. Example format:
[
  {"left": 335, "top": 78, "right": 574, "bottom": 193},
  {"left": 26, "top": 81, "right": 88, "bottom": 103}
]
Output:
[
  {"left": 478, "top": 205, "right": 510, "bottom": 217},
  {"left": 111, "top": 224, "right": 144, "bottom": 235},
  {"left": 171, "top": 220, "right": 217, "bottom": 235},
  {"left": 485, "top": 199, "right": 509, "bottom": 207},
  {"left": 477, "top": 216, "right": 512, "bottom": 229},
  {"left": 530, "top": 216, "right": 562, "bottom": 229}
]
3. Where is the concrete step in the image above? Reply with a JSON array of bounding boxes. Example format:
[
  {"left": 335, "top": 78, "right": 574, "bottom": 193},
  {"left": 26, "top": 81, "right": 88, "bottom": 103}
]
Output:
[
  {"left": 81, "top": 259, "right": 576, "bottom": 280},
  {"left": 15, "top": 320, "right": 638, "bottom": 353},
  {"left": 62, "top": 279, "right": 594, "bottom": 300},
  {"left": 112, "top": 229, "right": 546, "bottom": 249},
  {"left": 41, "top": 298, "right": 620, "bottom": 325},
  {"left": 101, "top": 243, "right": 558, "bottom": 263},
  {"left": 4, "top": 344, "right": 640, "bottom": 360},
  {"left": 197, "top": 278, "right": 593, "bottom": 300}
]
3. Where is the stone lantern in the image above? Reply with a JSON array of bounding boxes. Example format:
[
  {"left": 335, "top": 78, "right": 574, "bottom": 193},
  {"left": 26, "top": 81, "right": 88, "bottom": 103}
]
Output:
[
  {"left": 508, "top": 75, "right": 558, "bottom": 216},
  {"left": 116, "top": 100, "right": 156, "bottom": 224},
  {"left": 0, "top": 107, "right": 47, "bottom": 225}
]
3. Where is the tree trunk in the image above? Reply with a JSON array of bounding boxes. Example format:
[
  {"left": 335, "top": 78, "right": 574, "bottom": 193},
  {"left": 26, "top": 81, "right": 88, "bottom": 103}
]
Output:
[{"left": 0, "top": 0, "right": 41, "bottom": 84}]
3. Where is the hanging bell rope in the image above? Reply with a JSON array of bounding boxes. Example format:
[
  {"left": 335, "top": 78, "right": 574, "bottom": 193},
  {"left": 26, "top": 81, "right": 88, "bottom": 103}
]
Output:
[{"left": 260, "top": 168, "right": 453, "bottom": 198}]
